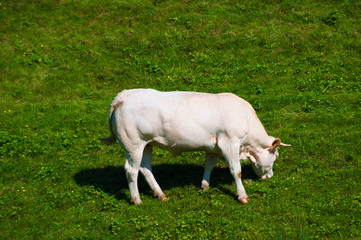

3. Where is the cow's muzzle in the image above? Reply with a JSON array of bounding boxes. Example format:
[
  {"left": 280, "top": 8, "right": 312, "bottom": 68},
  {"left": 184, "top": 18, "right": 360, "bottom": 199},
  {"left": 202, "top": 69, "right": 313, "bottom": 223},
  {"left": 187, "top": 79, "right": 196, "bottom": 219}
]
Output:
[{"left": 261, "top": 170, "right": 274, "bottom": 180}]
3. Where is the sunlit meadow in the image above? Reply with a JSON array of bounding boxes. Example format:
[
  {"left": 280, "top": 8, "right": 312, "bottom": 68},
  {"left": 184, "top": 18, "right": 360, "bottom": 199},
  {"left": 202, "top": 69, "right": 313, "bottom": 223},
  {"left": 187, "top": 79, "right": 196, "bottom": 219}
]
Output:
[{"left": 1, "top": 0, "right": 360, "bottom": 239}]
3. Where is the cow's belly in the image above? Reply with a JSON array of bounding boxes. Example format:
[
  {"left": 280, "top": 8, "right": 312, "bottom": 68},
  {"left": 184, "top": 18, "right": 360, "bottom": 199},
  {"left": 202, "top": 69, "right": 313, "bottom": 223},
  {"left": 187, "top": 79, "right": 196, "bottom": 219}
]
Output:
[
  {"left": 136, "top": 111, "right": 220, "bottom": 153},
  {"left": 148, "top": 133, "right": 218, "bottom": 153}
]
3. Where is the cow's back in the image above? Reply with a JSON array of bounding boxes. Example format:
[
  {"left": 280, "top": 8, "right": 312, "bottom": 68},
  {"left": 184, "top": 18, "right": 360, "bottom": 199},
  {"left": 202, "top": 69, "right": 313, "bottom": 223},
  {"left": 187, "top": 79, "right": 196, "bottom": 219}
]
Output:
[
  {"left": 117, "top": 89, "right": 253, "bottom": 115},
  {"left": 116, "top": 89, "right": 255, "bottom": 130}
]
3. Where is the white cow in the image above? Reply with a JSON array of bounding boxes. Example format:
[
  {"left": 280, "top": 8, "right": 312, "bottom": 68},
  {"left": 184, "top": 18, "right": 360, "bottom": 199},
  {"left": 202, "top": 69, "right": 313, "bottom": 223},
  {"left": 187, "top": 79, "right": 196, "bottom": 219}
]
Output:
[{"left": 102, "top": 89, "right": 290, "bottom": 204}]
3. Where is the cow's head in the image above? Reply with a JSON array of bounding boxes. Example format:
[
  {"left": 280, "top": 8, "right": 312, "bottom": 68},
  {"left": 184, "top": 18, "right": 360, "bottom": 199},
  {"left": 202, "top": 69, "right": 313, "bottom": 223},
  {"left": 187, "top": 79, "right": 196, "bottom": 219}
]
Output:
[{"left": 240, "top": 138, "right": 290, "bottom": 179}]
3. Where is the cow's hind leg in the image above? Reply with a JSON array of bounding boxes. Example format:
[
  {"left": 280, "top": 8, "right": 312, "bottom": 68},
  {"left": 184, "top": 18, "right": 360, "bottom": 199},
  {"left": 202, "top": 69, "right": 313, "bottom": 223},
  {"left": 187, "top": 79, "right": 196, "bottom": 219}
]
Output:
[
  {"left": 201, "top": 153, "right": 217, "bottom": 190},
  {"left": 124, "top": 146, "right": 145, "bottom": 205},
  {"left": 139, "top": 145, "right": 167, "bottom": 201}
]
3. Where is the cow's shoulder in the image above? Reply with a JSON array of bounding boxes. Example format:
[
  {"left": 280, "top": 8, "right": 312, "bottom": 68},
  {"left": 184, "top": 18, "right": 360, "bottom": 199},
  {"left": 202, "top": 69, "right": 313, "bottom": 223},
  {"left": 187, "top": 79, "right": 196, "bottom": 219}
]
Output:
[{"left": 216, "top": 92, "right": 254, "bottom": 110}]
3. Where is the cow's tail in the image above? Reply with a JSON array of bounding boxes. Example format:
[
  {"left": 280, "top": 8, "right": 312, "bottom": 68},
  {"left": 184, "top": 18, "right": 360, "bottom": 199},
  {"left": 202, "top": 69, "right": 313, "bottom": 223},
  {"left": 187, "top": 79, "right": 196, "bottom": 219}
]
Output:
[{"left": 100, "top": 93, "right": 124, "bottom": 145}]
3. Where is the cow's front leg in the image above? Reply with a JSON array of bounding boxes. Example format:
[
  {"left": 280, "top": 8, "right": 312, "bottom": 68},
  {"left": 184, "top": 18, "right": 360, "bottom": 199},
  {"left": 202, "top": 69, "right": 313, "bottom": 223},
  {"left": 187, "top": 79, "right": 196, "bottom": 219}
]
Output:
[
  {"left": 219, "top": 143, "right": 249, "bottom": 204},
  {"left": 227, "top": 156, "right": 249, "bottom": 203},
  {"left": 201, "top": 153, "right": 217, "bottom": 190}
]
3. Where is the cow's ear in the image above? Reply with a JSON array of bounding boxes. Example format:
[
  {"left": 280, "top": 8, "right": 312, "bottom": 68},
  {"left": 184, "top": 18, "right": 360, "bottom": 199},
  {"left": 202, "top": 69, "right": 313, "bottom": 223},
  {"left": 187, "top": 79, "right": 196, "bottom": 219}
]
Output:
[
  {"left": 270, "top": 138, "right": 291, "bottom": 150},
  {"left": 240, "top": 147, "right": 251, "bottom": 160},
  {"left": 270, "top": 138, "right": 281, "bottom": 150},
  {"left": 240, "top": 147, "right": 257, "bottom": 163}
]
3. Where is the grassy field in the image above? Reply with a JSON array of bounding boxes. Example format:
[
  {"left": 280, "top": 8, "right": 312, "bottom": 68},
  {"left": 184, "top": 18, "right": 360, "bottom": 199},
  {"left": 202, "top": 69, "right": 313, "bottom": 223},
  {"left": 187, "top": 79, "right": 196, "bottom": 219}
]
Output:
[{"left": 1, "top": 0, "right": 360, "bottom": 239}]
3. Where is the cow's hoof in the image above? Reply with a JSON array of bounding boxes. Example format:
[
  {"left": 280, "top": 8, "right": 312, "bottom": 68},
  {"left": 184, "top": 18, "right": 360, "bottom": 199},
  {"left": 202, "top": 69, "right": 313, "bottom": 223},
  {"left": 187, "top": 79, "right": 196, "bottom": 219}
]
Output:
[
  {"left": 131, "top": 197, "right": 142, "bottom": 205},
  {"left": 202, "top": 185, "right": 209, "bottom": 191},
  {"left": 159, "top": 196, "right": 168, "bottom": 201},
  {"left": 155, "top": 192, "right": 167, "bottom": 201},
  {"left": 239, "top": 197, "right": 249, "bottom": 204},
  {"left": 201, "top": 180, "right": 209, "bottom": 191},
  {"left": 156, "top": 193, "right": 168, "bottom": 201}
]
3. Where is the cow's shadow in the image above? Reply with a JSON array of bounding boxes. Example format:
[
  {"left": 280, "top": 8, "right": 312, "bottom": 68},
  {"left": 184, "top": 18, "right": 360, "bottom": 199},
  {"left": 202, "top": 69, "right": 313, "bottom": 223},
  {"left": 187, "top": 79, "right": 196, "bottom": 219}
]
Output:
[{"left": 74, "top": 163, "right": 259, "bottom": 202}]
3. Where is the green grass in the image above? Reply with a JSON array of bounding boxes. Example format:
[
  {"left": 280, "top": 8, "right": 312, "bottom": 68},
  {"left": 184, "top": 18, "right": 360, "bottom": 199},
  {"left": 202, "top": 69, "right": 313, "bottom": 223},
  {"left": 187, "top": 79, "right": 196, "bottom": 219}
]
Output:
[{"left": 1, "top": 0, "right": 360, "bottom": 239}]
